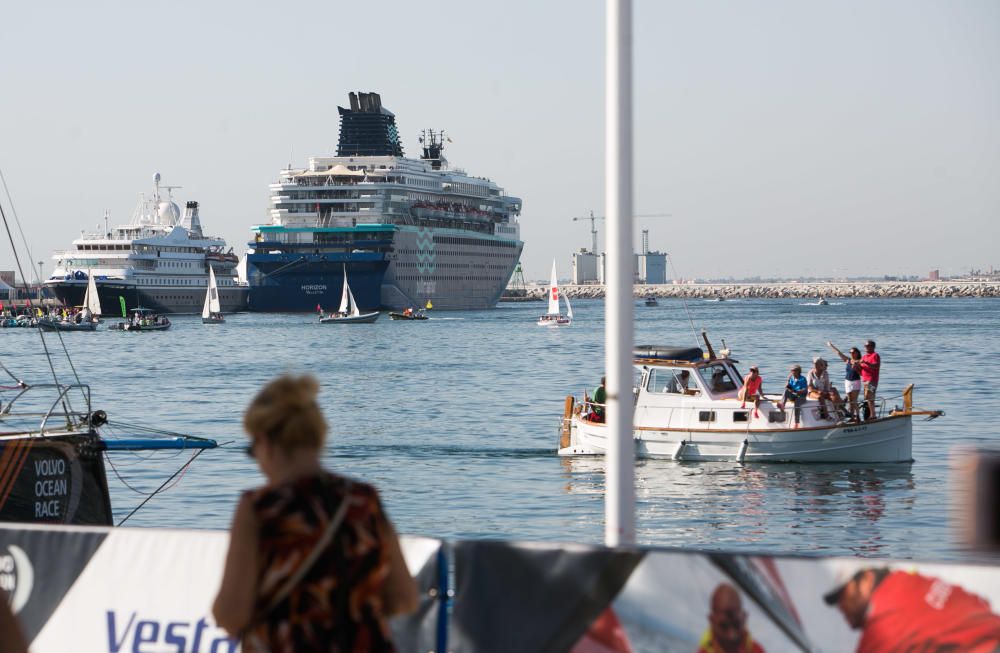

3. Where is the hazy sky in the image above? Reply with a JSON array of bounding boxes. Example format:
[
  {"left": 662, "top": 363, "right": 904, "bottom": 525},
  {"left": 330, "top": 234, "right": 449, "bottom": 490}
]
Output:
[{"left": 1, "top": 0, "right": 997, "bottom": 282}]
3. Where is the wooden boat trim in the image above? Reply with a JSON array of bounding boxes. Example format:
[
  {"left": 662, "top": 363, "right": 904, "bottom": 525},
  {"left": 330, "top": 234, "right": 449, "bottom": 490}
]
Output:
[{"left": 575, "top": 414, "right": 907, "bottom": 434}]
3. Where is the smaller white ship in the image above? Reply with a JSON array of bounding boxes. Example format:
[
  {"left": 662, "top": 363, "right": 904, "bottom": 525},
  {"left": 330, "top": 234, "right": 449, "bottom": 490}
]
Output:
[
  {"left": 45, "top": 173, "right": 247, "bottom": 314},
  {"left": 557, "top": 335, "right": 942, "bottom": 463},
  {"left": 538, "top": 260, "right": 573, "bottom": 326}
]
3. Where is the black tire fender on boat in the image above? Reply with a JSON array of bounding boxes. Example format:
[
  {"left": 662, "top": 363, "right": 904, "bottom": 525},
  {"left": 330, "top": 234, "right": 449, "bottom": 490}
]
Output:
[{"left": 633, "top": 345, "right": 705, "bottom": 362}]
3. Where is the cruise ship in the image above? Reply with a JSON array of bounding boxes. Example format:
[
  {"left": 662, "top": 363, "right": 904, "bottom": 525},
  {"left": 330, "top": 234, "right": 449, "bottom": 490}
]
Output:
[
  {"left": 45, "top": 174, "right": 248, "bottom": 314},
  {"left": 246, "top": 91, "right": 523, "bottom": 311}
]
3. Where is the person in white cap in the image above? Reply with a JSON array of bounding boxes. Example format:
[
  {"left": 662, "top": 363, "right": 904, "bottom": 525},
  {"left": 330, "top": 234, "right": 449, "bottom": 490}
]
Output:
[{"left": 825, "top": 565, "right": 1000, "bottom": 652}]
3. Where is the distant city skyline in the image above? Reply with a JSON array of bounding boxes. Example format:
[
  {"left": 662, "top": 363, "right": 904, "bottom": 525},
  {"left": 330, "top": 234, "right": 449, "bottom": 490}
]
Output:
[{"left": 0, "top": 0, "right": 997, "bottom": 283}]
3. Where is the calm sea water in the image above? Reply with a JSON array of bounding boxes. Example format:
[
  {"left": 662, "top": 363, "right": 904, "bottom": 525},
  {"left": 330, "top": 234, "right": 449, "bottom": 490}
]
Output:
[{"left": 7, "top": 298, "right": 998, "bottom": 560}]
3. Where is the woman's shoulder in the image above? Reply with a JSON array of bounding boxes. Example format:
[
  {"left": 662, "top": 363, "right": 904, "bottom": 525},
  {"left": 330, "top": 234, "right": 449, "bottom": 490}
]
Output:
[
  {"left": 243, "top": 471, "right": 379, "bottom": 505},
  {"left": 318, "top": 470, "right": 378, "bottom": 495}
]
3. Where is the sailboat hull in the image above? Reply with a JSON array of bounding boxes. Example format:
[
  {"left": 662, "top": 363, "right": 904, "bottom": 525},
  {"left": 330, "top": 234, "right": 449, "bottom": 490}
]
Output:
[{"left": 318, "top": 311, "right": 380, "bottom": 324}]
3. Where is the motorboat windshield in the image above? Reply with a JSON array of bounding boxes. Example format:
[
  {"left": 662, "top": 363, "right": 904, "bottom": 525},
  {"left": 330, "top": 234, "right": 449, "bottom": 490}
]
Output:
[
  {"left": 696, "top": 362, "right": 741, "bottom": 398},
  {"left": 644, "top": 366, "right": 702, "bottom": 397}
]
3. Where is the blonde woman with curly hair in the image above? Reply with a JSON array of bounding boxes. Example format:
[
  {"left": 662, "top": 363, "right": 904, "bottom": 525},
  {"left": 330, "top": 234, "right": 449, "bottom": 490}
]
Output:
[{"left": 213, "top": 374, "right": 418, "bottom": 652}]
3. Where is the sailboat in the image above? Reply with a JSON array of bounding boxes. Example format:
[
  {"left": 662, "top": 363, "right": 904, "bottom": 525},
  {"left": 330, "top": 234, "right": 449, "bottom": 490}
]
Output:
[
  {"left": 319, "top": 265, "right": 380, "bottom": 324},
  {"left": 38, "top": 272, "right": 101, "bottom": 331},
  {"left": 537, "top": 260, "right": 573, "bottom": 326},
  {"left": 201, "top": 266, "right": 225, "bottom": 324}
]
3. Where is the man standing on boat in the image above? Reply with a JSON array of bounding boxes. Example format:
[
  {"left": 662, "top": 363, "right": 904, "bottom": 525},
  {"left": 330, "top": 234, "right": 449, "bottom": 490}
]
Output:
[{"left": 860, "top": 340, "right": 881, "bottom": 421}]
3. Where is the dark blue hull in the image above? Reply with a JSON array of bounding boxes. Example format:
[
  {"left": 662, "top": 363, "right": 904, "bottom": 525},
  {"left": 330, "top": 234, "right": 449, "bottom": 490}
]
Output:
[
  {"left": 247, "top": 252, "right": 388, "bottom": 312},
  {"left": 46, "top": 280, "right": 249, "bottom": 315}
]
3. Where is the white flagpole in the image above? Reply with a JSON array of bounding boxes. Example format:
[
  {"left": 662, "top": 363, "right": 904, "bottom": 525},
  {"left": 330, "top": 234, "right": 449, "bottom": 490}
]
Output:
[{"left": 605, "top": 0, "right": 636, "bottom": 546}]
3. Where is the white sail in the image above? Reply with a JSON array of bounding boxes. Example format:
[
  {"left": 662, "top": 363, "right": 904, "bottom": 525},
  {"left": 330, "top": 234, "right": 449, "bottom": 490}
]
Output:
[
  {"left": 208, "top": 266, "right": 221, "bottom": 313},
  {"left": 84, "top": 272, "right": 102, "bottom": 315},
  {"left": 548, "top": 259, "right": 560, "bottom": 316},
  {"left": 338, "top": 265, "right": 351, "bottom": 314},
  {"left": 347, "top": 284, "right": 360, "bottom": 317},
  {"left": 565, "top": 292, "right": 573, "bottom": 320},
  {"left": 201, "top": 280, "right": 212, "bottom": 320}
]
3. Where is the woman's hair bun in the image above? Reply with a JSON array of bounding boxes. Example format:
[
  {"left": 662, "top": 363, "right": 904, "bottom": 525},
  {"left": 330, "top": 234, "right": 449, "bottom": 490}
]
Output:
[{"left": 244, "top": 374, "right": 327, "bottom": 452}]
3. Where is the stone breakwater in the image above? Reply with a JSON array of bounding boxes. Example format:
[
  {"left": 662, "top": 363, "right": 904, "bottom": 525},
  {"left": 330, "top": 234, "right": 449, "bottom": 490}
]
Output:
[{"left": 519, "top": 282, "right": 1000, "bottom": 300}]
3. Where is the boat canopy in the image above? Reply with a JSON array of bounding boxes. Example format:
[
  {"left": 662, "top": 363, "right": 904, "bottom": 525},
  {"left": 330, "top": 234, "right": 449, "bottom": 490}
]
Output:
[{"left": 633, "top": 345, "right": 704, "bottom": 362}]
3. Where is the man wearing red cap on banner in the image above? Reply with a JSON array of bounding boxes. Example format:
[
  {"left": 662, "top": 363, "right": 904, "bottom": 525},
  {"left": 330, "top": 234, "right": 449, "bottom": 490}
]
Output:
[{"left": 825, "top": 566, "right": 1000, "bottom": 652}]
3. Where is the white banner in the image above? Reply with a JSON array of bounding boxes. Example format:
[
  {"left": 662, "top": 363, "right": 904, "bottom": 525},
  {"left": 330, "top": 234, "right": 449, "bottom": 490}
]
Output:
[{"left": 0, "top": 524, "right": 441, "bottom": 653}]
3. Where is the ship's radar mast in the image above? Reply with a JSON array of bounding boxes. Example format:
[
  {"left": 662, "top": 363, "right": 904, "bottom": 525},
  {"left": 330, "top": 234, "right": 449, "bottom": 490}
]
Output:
[{"left": 418, "top": 129, "right": 449, "bottom": 170}]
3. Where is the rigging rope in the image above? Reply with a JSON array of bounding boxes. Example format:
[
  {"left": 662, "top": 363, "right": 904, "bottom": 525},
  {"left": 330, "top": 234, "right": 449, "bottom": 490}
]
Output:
[
  {"left": 110, "top": 448, "right": 207, "bottom": 526},
  {"left": 0, "top": 169, "right": 85, "bottom": 416},
  {"left": 666, "top": 254, "right": 702, "bottom": 348},
  {"left": 0, "top": 186, "right": 63, "bottom": 387}
]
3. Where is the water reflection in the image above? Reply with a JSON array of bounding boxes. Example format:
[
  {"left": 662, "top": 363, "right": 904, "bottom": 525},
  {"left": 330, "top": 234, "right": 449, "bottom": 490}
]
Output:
[{"left": 559, "top": 457, "right": 915, "bottom": 556}]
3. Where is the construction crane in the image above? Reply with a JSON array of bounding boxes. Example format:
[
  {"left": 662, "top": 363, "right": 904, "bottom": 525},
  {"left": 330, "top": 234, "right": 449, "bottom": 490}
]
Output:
[{"left": 571, "top": 212, "right": 672, "bottom": 254}]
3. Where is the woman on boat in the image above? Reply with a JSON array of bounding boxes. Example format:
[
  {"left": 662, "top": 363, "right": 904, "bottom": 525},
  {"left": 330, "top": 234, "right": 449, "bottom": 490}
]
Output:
[
  {"left": 739, "top": 366, "right": 765, "bottom": 418},
  {"left": 827, "top": 341, "right": 862, "bottom": 422},
  {"left": 808, "top": 357, "right": 842, "bottom": 420},
  {"left": 213, "top": 374, "right": 418, "bottom": 651}
]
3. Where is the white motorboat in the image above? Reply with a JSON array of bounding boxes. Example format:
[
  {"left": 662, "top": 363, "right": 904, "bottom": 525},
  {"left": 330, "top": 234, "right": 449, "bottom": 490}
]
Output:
[
  {"left": 319, "top": 265, "right": 380, "bottom": 324},
  {"left": 201, "top": 266, "right": 225, "bottom": 324},
  {"left": 538, "top": 260, "right": 573, "bottom": 326},
  {"left": 557, "top": 337, "right": 942, "bottom": 463}
]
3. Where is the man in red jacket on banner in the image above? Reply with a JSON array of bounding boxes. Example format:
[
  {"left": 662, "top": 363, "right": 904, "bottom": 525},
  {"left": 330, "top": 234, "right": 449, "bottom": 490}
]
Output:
[{"left": 825, "top": 566, "right": 1000, "bottom": 652}]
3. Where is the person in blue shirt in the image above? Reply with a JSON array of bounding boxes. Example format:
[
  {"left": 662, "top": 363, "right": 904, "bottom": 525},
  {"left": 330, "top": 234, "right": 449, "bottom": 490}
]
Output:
[{"left": 778, "top": 365, "right": 808, "bottom": 427}]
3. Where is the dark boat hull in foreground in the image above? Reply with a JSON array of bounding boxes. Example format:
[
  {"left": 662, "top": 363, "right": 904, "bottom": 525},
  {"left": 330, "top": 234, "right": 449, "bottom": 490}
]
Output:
[{"left": 0, "top": 432, "right": 113, "bottom": 526}]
